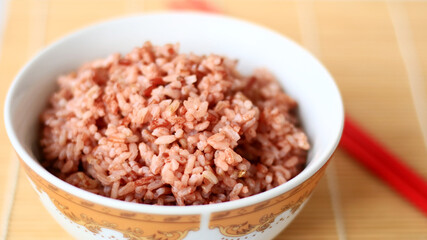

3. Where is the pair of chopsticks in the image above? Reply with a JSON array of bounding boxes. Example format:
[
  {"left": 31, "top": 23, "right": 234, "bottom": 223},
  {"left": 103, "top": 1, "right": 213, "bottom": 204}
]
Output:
[
  {"left": 340, "top": 116, "right": 427, "bottom": 216},
  {"left": 168, "top": 0, "right": 427, "bottom": 216}
]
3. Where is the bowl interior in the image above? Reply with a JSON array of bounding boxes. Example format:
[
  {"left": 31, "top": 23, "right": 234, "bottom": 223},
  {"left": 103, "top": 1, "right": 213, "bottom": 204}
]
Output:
[{"left": 5, "top": 12, "right": 344, "bottom": 213}]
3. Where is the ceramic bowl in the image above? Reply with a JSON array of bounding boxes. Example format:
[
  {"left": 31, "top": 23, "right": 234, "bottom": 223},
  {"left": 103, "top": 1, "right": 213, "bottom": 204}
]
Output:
[{"left": 4, "top": 12, "right": 344, "bottom": 240}]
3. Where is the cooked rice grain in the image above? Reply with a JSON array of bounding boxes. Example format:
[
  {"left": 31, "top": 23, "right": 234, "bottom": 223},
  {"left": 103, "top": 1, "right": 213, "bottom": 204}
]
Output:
[{"left": 40, "top": 42, "right": 309, "bottom": 206}]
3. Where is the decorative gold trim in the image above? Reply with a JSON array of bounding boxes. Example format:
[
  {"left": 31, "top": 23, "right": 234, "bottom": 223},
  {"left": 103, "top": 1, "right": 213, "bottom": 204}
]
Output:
[
  {"left": 210, "top": 159, "right": 331, "bottom": 237},
  {"left": 19, "top": 159, "right": 200, "bottom": 240}
]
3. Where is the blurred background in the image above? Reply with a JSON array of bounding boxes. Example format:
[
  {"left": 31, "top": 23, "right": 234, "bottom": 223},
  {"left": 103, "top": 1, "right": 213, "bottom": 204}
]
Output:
[
  {"left": 0, "top": 0, "right": 426, "bottom": 239},
  {"left": 0, "top": 0, "right": 5, "bottom": 52}
]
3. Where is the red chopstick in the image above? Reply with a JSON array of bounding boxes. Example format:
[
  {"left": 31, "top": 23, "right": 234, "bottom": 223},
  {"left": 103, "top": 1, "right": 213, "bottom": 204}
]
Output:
[
  {"left": 340, "top": 116, "right": 427, "bottom": 216},
  {"left": 169, "top": 0, "right": 220, "bottom": 13},
  {"left": 344, "top": 117, "right": 427, "bottom": 197}
]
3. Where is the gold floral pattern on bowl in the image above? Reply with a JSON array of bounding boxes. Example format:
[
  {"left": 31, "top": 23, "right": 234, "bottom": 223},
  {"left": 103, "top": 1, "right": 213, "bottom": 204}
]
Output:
[
  {"left": 20, "top": 159, "right": 201, "bottom": 240},
  {"left": 209, "top": 161, "right": 329, "bottom": 237}
]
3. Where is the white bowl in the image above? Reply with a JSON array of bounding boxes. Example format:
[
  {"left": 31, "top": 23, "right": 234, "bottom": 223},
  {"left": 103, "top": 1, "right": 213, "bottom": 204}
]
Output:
[{"left": 4, "top": 12, "right": 344, "bottom": 240}]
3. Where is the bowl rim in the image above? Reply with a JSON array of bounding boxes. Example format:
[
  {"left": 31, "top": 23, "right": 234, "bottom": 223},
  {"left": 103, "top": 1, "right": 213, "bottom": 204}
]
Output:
[{"left": 4, "top": 11, "right": 344, "bottom": 215}]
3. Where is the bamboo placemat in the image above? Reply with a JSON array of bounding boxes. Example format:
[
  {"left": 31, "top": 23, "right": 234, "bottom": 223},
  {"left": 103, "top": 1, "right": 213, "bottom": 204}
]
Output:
[{"left": 0, "top": 1, "right": 426, "bottom": 239}]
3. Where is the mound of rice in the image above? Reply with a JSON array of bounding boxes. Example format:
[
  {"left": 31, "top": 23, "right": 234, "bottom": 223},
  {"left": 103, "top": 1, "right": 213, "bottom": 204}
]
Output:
[{"left": 40, "top": 42, "right": 310, "bottom": 206}]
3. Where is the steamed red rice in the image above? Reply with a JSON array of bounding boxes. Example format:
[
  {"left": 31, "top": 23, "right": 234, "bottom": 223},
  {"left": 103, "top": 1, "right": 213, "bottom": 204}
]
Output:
[{"left": 40, "top": 42, "right": 310, "bottom": 206}]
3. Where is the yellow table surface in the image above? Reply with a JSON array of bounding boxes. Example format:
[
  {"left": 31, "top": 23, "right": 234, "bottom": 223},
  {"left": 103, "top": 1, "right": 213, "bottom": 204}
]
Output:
[{"left": 1, "top": 0, "right": 427, "bottom": 239}]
